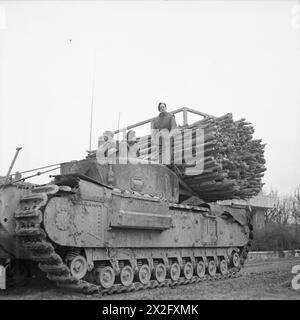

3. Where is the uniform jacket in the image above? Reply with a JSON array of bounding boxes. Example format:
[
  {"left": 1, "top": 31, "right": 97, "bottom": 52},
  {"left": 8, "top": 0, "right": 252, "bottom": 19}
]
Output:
[{"left": 151, "top": 112, "right": 177, "bottom": 131}]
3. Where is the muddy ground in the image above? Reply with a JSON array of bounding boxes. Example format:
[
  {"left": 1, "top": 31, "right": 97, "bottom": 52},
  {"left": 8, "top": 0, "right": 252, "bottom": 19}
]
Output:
[{"left": 0, "top": 257, "right": 300, "bottom": 300}]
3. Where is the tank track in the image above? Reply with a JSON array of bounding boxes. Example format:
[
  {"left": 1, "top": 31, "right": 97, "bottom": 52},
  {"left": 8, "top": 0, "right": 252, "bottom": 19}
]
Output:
[{"left": 14, "top": 186, "right": 253, "bottom": 296}]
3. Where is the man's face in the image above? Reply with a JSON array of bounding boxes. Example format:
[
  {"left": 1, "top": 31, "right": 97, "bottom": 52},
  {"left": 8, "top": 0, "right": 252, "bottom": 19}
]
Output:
[
  {"left": 127, "top": 131, "right": 136, "bottom": 141},
  {"left": 159, "top": 104, "right": 167, "bottom": 112}
]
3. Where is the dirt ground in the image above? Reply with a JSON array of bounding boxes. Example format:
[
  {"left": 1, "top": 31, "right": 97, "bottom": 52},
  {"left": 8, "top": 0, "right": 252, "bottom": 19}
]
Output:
[{"left": 0, "top": 257, "right": 300, "bottom": 300}]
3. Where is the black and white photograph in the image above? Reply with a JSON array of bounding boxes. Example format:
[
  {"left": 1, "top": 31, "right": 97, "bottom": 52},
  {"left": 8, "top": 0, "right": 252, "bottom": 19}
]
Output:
[{"left": 0, "top": 0, "right": 300, "bottom": 304}]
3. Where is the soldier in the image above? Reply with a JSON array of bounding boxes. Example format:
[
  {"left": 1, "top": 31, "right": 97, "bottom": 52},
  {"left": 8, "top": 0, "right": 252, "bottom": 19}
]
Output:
[
  {"left": 98, "top": 130, "right": 115, "bottom": 148},
  {"left": 126, "top": 130, "right": 141, "bottom": 162},
  {"left": 126, "top": 130, "right": 137, "bottom": 147},
  {"left": 97, "top": 130, "right": 118, "bottom": 164},
  {"left": 151, "top": 103, "right": 178, "bottom": 165},
  {"left": 151, "top": 102, "right": 177, "bottom": 132}
]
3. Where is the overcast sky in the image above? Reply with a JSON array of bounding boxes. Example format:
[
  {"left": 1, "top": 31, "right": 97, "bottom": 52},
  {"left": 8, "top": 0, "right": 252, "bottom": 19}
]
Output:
[{"left": 0, "top": 0, "right": 299, "bottom": 195}]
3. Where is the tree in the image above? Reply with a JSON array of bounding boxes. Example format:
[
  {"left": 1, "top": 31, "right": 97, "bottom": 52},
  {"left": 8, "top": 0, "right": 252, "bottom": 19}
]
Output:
[
  {"left": 252, "top": 187, "right": 300, "bottom": 251},
  {"left": 292, "top": 188, "right": 300, "bottom": 224}
]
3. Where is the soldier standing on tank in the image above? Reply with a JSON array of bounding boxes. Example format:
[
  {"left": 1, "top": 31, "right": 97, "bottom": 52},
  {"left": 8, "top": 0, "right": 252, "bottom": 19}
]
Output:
[
  {"left": 151, "top": 102, "right": 177, "bottom": 132},
  {"left": 151, "top": 103, "right": 178, "bottom": 164}
]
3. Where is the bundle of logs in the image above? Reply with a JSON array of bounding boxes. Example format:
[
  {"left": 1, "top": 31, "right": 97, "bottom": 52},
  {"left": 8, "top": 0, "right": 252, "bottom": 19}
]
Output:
[{"left": 136, "top": 113, "right": 266, "bottom": 202}]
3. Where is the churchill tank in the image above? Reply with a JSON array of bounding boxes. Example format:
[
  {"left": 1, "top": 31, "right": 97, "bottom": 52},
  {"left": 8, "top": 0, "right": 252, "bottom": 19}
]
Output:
[
  {"left": 0, "top": 158, "right": 253, "bottom": 294},
  {"left": 0, "top": 108, "right": 260, "bottom": 294}
]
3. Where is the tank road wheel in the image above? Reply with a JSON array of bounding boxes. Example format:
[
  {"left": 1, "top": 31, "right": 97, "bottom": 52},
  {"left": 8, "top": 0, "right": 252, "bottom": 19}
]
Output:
[
  {"left": 169, "top": 263, "right": 181, "bottom": 281},
  {"left": 183, "top": 262, "right": 194, "bottom": 280},
  {"left": 138, "top": 265, "right": 151, "bottom": 285},
  {"left": 154, "top": 263, "right": 167, "bottom": 283},
  {"left": 208, "top": 260, "right": 217, "bottom": 277},
  {"left": 98, "top": 266, "right": 115, "bottom": 289},
  {"left": 120, "top": 266, "right": 134, "bottom": 287},
  {"left": 219, "top": 260, "right": 228, "bottom": 275},
  {"left": 69, "top": 255, "right": 88, "bottom": 280},
  {"left": 196, "top": 261, "right": 206, "bottom": 278},
  {"left": 231, "top": 252, "right": 240, "bottom": 268}
]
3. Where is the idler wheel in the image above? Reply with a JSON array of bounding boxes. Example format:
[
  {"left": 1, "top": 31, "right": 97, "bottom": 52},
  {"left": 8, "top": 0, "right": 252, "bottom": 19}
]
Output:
[
  {"left": 154, "top": 263, "right": 166, "bottom": 283},
  {"left": 183, "top": 262, "right": 194, "bottom": 280},
  {"left": 219, "top": 259, "right": 228, "bottom": 275},
  {"left": 208, "top": 260, "right": 217, "bottom": 277},
  {"left": 120, "top": 266, "right": 134, "bottom": 287},
  {"left": 196, "top": 261, "right": 206, "bottom": 277},
  {"left": 169, "top": 263, "right": 180, "bottom": 281},
  {"left": 98, "top": 266, "right": 115, "bottom": 289},
  {"left": 138, "top": 265, "right": 151, "bottom": 285},
  {"left": 69, "top": 255, "right": 88, "bottom": 280},
  {"left": 231, "top": 252, "right": 240, "bottom": 268}
]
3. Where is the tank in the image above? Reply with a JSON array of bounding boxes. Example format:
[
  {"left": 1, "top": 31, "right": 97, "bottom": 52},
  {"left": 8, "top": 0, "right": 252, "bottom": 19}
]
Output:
[{"left": 0, "top": 158, "right": 253, "bottom": 293}]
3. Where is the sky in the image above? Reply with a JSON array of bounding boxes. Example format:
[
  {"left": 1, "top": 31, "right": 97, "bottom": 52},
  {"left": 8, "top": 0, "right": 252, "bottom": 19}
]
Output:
[{"left": 0, "top": 0, "right": 300, "bottom": 195}]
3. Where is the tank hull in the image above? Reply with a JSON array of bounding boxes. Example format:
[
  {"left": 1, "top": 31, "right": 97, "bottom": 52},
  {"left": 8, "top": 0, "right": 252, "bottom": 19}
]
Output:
[
  {"left": 42, "top": 179, "right": 249, "bottom": 250},
  {"left": 0, "top": 170, "right": 252, "bottom": 293}
]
